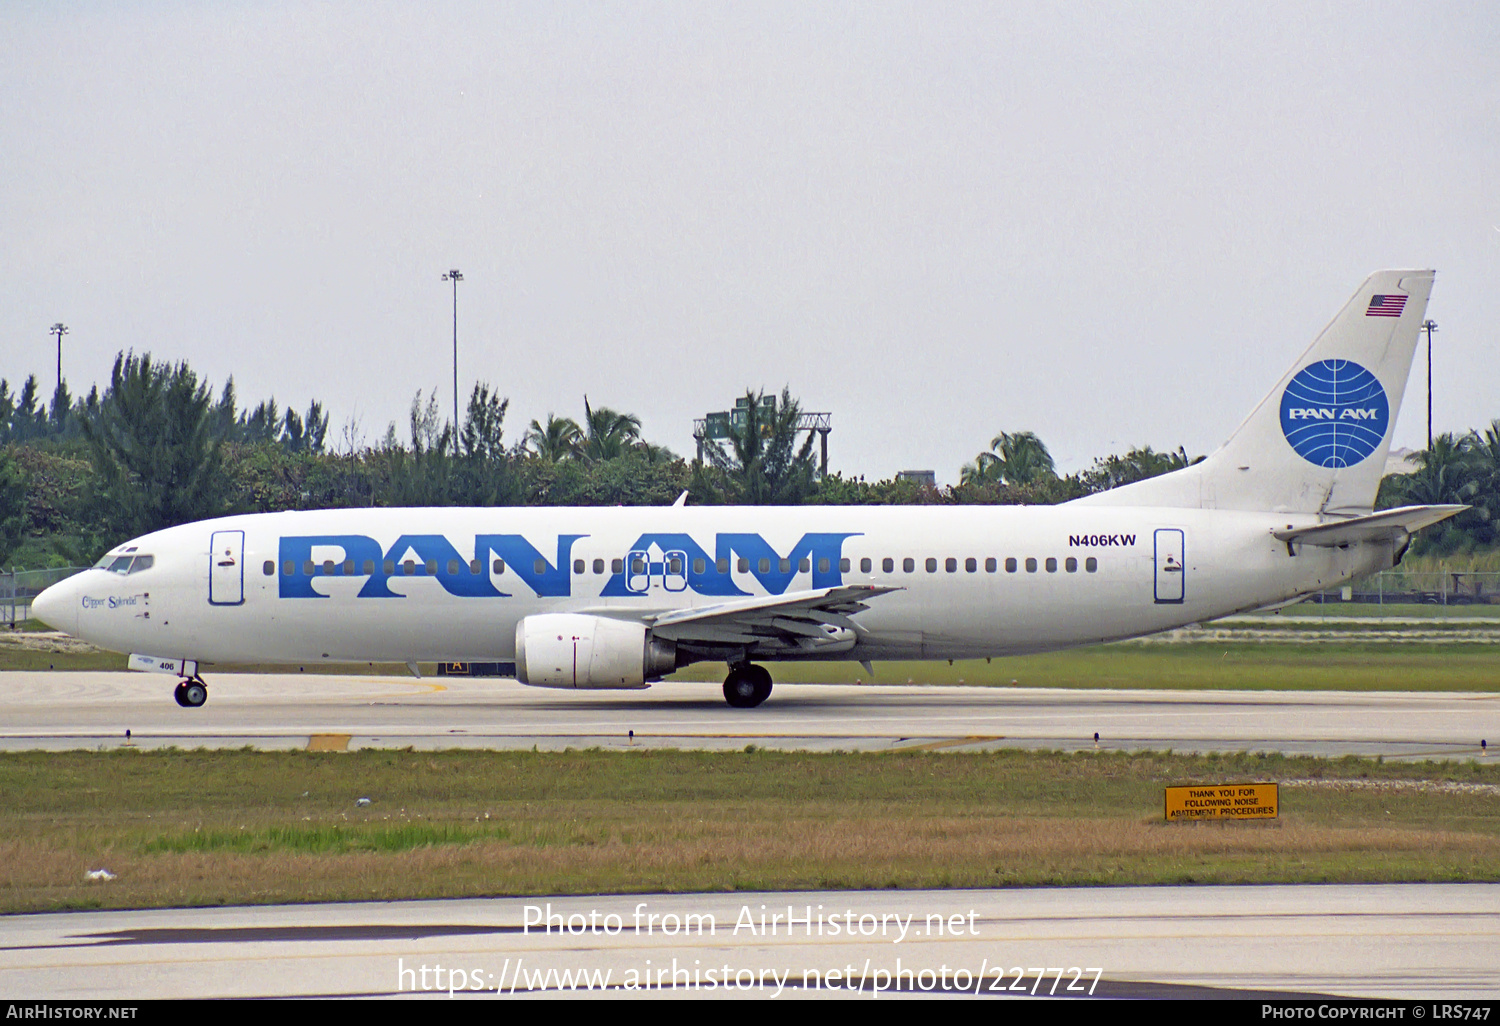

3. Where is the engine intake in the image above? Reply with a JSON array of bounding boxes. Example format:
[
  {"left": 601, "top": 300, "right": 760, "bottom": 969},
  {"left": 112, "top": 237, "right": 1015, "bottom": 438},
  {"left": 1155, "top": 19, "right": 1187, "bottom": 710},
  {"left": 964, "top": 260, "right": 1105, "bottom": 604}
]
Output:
[{"left": 515, "top": 613, "right": 677, "bottom": 689}]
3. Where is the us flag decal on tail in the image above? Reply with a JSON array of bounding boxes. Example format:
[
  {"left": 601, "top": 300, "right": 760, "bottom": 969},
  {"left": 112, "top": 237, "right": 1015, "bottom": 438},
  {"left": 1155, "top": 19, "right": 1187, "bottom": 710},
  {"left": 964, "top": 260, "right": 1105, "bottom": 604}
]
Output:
[{"left": 1366, "top": 294, "right": 1407, "bottom": 317}]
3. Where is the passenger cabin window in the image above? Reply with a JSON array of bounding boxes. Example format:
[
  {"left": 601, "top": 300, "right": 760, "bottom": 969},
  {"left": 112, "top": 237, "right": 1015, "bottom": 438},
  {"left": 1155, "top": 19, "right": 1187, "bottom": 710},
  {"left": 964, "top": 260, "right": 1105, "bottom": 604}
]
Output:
[
  {"left": 859, "top": 557, "right": 871, "bottom": 573},
  {"left": 945, "top": 557, "right": 957, "bottom": 573},
  {"left": 1025, "top": 557, "right": 1037, "bottom": 573},
  {"left": 264, "top": 560, "right": 275, "bottom": 576},
  {"left": 925, "top": 557, "right": 937, "bottom": 573},
  {"left": 693, "top": 558, "right": 705, "bottom": 575},
  {"left": 594, "top": 559, "right": 606, "bottom": 574},
  {"left": 1065, "top": 557, "right": 1078, "bottom": 573},
  {"left": 494, "top": 559, "right": 506, "bottom": 574},
  {"left": 1086, "top": 557, "right": 1098, "bottom": 573},
  {"left": 883, "top": 557, "right": 894, "bottom": 573},
  {"left": 1045, "top": 557, "right": 1057, "bottom": 573},
  {"left": 612, "top": 558, "right": 623, "bottom": 574},
  {"left": 716, "top": 558, "right": 729, "bottom": 573},
  {"left": 966, "top": 557, "right": 977, "bottom": 573},
  {"left": 903, "top": 557, "right": 915, "bottom": 573},
  {"left": 840, "top": 558, "right": 850, "bottom": 572},
  {"left": 985, "top": 557, "right": 996, "bottom": 573},
  {"left": 1006, "top": 557, "right": 1017, "bottom": 573},
  {"left": 573, "top": 559, "right": 585, "bottom": 574}
]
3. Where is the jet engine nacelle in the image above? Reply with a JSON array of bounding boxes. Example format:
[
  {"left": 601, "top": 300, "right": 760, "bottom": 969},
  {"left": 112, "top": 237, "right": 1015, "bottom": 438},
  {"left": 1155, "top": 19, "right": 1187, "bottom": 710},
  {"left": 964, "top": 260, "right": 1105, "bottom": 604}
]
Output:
[{"left": 515, "top": 613, "right": 678, "bottom": 689}]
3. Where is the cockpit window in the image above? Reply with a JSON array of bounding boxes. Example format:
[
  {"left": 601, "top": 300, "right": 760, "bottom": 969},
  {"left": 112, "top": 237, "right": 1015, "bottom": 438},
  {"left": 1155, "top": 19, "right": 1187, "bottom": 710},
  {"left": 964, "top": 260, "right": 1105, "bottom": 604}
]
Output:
[{"left": 100, "top": 554, "right": 154, "bottom": 575}]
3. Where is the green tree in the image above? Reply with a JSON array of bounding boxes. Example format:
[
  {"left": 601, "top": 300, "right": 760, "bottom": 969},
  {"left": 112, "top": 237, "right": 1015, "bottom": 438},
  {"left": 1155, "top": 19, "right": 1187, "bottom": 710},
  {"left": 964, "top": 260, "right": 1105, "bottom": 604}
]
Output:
[
  {"left": 960, "top": 430, "right": 1056, "bottom": 486},
  {"left": 453, "top": 383, "right": 518, "bottom": 506},
  {"left": 0, "top": 450, "right": 29, "bottom": 566},
  {"left": 698, "top": 387, "right": 817, "bottom": 505},
  {"left": 1079, "top": 445, "right": 1198, "bottom": 493},
  {"left": 524, "top": 414, "right": 583, "bottom": 462},
  {"left": 579, "top": 397, "right": 642, "bottom": 462},
  {"left": 81, "top": 352, "right": 231, "bottom": 539}
]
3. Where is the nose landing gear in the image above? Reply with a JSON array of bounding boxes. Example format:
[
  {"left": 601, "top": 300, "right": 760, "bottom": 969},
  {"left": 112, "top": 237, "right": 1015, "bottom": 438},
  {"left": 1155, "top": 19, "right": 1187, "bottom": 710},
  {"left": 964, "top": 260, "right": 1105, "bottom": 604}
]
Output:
[
  {"left": 172, "top": 676, "right": 208, "bottom": 708},
  {"left": 723, "top": 664, "right": 772, "bottom": 708}
]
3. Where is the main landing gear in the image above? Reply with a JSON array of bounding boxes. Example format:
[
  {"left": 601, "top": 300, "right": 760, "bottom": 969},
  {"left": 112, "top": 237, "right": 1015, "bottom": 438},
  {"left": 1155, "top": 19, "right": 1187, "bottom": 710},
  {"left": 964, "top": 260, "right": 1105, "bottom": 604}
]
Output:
[
  {"left": 173, "top": 676, "right": 208, "bottom": 708},
  {"left": 723, "top": 664, "right": 772, "bottom": 708}
]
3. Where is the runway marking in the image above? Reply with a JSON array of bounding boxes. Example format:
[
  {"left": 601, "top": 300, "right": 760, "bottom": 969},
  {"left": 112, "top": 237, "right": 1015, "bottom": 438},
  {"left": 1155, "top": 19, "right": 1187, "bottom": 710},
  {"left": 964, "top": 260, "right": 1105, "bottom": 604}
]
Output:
[
  {"left": 894, "top": 736, "right": 1004, "bottom": 751},
  {"left": 306, "top": 734, "right": 351, "bottom": 752}
]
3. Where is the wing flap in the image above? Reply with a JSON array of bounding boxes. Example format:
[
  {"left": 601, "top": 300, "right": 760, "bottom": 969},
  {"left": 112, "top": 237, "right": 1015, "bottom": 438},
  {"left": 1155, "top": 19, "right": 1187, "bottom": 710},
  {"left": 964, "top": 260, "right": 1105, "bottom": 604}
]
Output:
[{"left": 649, "top": 584, "right": 899, "bottom": 649}]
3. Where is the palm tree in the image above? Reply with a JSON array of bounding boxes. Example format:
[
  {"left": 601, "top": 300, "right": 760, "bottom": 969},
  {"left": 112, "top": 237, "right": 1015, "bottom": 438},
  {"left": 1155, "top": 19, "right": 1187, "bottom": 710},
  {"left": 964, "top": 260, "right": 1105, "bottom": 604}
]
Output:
[
  {"left": 524, "top": 414, "right": 583, "bottom": 462},
  {"left": 578, "top": 397, "right": 642, "bottom": 462},
  {"left": 700, "top": 387, "right": 817, "bottom": 504},
  {"left": 961, "top": 430, "right": 1056, "bottom": 486},
  {"left": 1394, "top": 433, "right": 1476, "bottom": 506}
]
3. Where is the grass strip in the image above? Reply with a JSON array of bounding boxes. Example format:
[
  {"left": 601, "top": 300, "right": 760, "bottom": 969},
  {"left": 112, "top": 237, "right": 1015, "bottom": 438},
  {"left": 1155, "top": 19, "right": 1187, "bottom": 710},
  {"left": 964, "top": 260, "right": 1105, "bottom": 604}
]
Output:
[{"left": 3, "top": 748, "right": 1497, "bottom": 913}]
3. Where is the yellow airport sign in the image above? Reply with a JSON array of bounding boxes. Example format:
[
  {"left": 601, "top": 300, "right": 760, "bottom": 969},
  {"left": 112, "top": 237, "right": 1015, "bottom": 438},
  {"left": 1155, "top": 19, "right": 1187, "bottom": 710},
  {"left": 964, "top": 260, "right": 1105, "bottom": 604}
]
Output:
[{"left": 1165, "top": 782, "right": 1278, "bottom": 821}]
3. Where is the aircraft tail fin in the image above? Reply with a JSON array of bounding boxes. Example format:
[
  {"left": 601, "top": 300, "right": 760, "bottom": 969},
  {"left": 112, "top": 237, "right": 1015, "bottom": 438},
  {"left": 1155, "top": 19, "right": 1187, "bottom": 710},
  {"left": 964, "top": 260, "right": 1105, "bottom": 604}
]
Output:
[{"left": 1072, "top": 269, "right": 1435, "bottom": 515}]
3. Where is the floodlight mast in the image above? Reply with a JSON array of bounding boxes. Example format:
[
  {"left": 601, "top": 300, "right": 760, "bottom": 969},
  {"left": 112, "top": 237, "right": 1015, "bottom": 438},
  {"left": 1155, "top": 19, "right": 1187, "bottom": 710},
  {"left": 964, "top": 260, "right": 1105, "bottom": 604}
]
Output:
[
  {"left": 443, "top": 270, "right": 463, "bottom": 436},
  {"left": 49, "top": 323, "right": 68, "bottom": 394}
]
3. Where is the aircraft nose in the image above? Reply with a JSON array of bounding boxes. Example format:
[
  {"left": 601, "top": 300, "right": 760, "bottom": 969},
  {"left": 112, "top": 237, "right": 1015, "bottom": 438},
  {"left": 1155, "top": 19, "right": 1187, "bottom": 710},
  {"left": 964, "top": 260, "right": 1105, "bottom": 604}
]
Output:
[{"left": 30, "top": 578, "right": 78, "bottom": 634}]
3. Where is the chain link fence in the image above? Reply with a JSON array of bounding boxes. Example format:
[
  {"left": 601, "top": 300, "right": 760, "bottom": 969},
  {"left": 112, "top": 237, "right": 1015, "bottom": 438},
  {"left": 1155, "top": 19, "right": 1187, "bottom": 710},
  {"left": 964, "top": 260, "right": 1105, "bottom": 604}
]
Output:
[
  {"left": 1, "top": 567, "right": 89, "bottom": 626},
  {"left": 1314, "top": 570, "right": 1500, "bottom": 606}
]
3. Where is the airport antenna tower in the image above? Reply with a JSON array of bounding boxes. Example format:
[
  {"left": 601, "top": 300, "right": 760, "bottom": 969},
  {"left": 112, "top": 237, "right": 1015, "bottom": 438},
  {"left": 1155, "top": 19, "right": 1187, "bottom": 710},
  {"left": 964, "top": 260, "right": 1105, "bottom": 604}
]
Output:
[{"left": 443, "top": 269, "right": 463, "bottom": 434}]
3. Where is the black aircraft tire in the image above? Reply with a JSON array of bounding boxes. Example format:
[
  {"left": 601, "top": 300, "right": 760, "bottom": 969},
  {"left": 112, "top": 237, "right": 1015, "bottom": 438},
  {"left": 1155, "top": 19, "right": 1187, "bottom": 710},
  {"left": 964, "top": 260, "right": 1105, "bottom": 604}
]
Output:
[
  {"left": 746, "top": 664, "right": 773, "bottom": 706},
  {"left": 181, "top": 681, "right": 208, "bottom": 708},
  {"left": 723, "top": 666, "right": 772, "bottom": 709},
  {"left": 723, "top": 670, "right": 759, "bottom": 708},
  {"left": 172, "top": 682, "right": 190, "bottom": 707}
]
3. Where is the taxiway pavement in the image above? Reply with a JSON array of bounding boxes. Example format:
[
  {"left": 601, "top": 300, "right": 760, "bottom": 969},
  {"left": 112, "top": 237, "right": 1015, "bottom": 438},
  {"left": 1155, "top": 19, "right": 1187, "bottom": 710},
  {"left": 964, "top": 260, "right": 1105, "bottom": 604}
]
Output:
[
  {"left": 3, "top": 884, "right": 1495, "bottom": 999},
  {"left": 0, "top": 671, "right": 1494, "bottom": 760}
]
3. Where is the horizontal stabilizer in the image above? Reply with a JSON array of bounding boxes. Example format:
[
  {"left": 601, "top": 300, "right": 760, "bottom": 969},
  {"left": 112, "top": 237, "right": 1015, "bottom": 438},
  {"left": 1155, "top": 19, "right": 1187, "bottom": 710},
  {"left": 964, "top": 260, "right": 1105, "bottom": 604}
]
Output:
[{"left": 1271, "top": 505, "right": 1466, "bottom": 548}]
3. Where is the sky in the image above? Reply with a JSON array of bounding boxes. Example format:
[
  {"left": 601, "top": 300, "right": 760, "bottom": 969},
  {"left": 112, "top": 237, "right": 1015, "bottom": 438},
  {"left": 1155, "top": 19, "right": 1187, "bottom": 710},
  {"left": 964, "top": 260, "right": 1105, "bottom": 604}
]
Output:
[{"left": 3, "top": 1, "right": 1497, "bottom": 484}]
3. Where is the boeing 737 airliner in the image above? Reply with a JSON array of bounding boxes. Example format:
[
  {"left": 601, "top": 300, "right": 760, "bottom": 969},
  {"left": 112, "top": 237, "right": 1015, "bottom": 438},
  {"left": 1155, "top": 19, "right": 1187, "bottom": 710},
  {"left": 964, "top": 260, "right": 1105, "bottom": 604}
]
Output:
[{"left": 31, "top": 270, "right": 1463, "bottom": 708}]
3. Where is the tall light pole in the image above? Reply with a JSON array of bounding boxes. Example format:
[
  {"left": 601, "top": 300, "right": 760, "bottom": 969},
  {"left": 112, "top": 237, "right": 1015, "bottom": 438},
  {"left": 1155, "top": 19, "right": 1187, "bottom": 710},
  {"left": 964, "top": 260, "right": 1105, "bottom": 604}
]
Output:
[
  {"left": 49, "top": 323, "right": 68, "bottom": 393},
  {"left": 1421, "top": 318, "right": 1437, "bottom": 449},
  {"left": 442, "top": 270, "right": 463, "bottom": 434}
]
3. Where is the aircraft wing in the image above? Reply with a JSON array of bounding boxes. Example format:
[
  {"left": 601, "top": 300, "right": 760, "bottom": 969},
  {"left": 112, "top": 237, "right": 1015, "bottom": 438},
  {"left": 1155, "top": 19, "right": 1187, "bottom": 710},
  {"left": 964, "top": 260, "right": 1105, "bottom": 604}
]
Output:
[
  {"left": 647, "top": 584, "right": 900, "bottom": 651},
  {"left": 1272, "top": 505, "right": 1467, "bottom": 548}
]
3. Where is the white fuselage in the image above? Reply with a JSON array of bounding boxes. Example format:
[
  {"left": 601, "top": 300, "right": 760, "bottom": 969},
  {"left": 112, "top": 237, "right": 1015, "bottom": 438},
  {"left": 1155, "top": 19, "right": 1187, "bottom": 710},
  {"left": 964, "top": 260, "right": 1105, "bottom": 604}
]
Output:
[{"left": 48, "top": 504, "right": 1390, "bottom": 668}]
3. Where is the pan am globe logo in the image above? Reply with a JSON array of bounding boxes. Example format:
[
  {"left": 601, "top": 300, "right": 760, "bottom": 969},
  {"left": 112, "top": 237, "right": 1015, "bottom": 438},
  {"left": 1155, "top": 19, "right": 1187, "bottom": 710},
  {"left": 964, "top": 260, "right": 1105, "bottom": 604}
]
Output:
[{"left": 1279, "top": 359, "right": 1389, "bottom": 468}]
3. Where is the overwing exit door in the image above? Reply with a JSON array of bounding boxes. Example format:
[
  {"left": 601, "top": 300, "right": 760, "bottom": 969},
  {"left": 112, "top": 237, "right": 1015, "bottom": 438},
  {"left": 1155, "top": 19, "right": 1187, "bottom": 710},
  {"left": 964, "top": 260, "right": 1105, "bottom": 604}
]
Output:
[
  {"left": 209, "top": 530, "right": 245, "bottom": 606},
  {"left": 1154, "top": 528, "right": 1185, "bottom": 604}
]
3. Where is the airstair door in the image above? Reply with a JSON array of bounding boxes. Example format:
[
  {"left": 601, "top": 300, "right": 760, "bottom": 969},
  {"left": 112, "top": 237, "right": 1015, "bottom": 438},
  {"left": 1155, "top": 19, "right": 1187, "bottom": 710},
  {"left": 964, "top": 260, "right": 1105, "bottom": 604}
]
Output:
[
  {"left": 209, "top": 530, "right": 245, "bottom": 606},
  {"left": 1154, "top": 528, "right": 1185, "bottom": 604}
]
